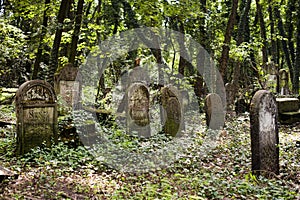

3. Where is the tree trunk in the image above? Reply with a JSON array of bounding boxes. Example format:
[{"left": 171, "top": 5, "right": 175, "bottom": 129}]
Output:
[
  {"left": 268, "top": 1, "right": 278, "bottom": 64},
  {"left": 178, "top": 20, "right": 187, "bottom": 76},
  {"left": 32, "top": 0, "right": 50, "bottom": 79},
  {"left": 293, "top": 4, "right": 300, "bottom": 94},
  {"left": 69, "top": 0, "right": 84, "bottom": 66},
  {"left": 274, "top": 5, "right": 294, "bottom": 85},
  {"left": 219, "top": 0, "right": 238, "bottom": 83},
  {"left": 231, "top": 0, "right": 252, "bottom": 102},
  {"left": 256, "top": 0, "right": 268, "bottom": 65},
  {"left": 286, "top": 0, "right": 296, "bottom": 64},
  {"left": 47, "top": 0, "right": 71, "bottom": 84}
]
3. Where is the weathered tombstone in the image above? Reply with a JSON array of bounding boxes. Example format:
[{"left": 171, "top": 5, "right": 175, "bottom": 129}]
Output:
[
  {"left": 279, "top": 69, "right": 289, "bottom": 95},
  {"left": 161, "top": 85, "right": 182, "bottom": 137},
  {"left": 117, "top": 66, "right": 150, "bottom": 115},
  {"left": 54, "top": 63, "right": 81, "bottom": 111},
  {"left": 263, "top": 62, "right": 278, "bottom": 94},
  {"left": 250, "top": 90, "right": 279, "bottom": 176},
  {"left": 128, "top": 66, "right": 150, "bottom": 86},
  {"left": 126, "top": 82, "right": 150, "bottom": 137},
  {"left": 16, "top": 80, "right": 57, "bottom": 155},
  {"left": 204, "top": 93, "right": 225, "bottom": 130}
]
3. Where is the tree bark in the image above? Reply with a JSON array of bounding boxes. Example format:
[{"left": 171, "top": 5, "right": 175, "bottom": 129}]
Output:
[
  {"left": 32, "top": 0, "right": 50, "bottom": 79},
  {"left": 293, "top": 4, "right": 300, "bottom": 94},
  {"left": 219, "top": 0, "right": 238, "bottom": 83},
  {"left": 47, "top": 0, "right": 71, "bottom": 84},
  {"left": 274, "top": 5, "right": 294, "bottom": 85},
  {"left": 268, "top": 1, "right": 278, "bottom": 64},
  {"left": 69, "top": 0, "right": 84, "bottom": 66},
  {"left": 256, "top": 0, "right": 268, "bottom": 65},
  {"left": 286, "top": 0, "right": 296, "bottom": 64},
  {"left": 231, "top": 0, "right": 252, "bottom": 100}
]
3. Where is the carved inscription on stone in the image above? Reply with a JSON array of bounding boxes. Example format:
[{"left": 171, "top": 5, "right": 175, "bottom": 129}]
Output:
[
  {"left": 59, "top": 81, "right": 80, "bottom": 106},
  {"left": 161, "top": 85, "right": 182, "bottom": 137},
  {"left": 126, "top": 83, "right": 150, "bottom": 137},
  {"left": 55, "top": 64, "right": 81, "bottom": 110},
  {"left": 23, "top": 85, "right": 52, "bottom": 103},
  {"left": 16, "top": 80, "right": 57, "bottom": 155}
]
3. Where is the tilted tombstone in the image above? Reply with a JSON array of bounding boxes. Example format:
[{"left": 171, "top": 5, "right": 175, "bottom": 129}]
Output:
[
  {"left": 16, "top": 80, "right": 57, "bottom": 155},
  {"left": 279, "top": 69, "right": 289, "bottom": 96},
  {"left": 204, "top": 93, "right": 225, "bottom": 130},
  {"left": 126, "top": 83, "right": 150, "bottom": 137},
  {"left": 250, "top": 90, "right": 279, "bottom": 176},
  {"left": 54, "top": 63, "right": 81, "bottom": 111},
  {"left": 161, "top": 85, "right": 183, "bottom": 137}
]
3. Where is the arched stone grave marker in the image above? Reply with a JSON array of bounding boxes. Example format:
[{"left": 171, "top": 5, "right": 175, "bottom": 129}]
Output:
[
  {"left": 54, "top": 63, "right": 81, "bottom": 111},
  {"left": 204, "top": 93, "right": 225, "bottom": 130},
  {"left": 279, "top": 69, "right": 289, "bottom": 95},
  {"left": 161, "top": 85, "right": 183, "bottom": 137},
  {"left": 16, "top": 80, "right": 57, "bottom": 155},
  {"left": 250, "top": 90, "right": 279, "bottom": 176},
  {"left": 126, "top": 82, "right": 150, "bottom": 137}
]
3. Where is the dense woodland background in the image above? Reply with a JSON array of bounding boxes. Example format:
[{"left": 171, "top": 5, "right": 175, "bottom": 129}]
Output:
[
  {"left": 1, "top": 0, "right": 300, "bottom": 101},
  {"left": 1, "top": 1, "right": 300, "bottom": 199}
]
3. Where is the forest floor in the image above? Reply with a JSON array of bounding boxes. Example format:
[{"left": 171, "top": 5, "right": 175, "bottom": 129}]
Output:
[{"left": 0, "top": 104, "right": 299, "bottom": 199}]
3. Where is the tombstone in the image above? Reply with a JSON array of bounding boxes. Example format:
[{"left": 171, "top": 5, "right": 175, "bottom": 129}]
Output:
[
  {"left": 250, "top": 90, "right": 279, "bottom": 176},
  {"left": 54, "top": 63, "right": 81, "bottom": 111},
  {"left": 161, "top": 85, "right": 183, "bottom": 137},
  {"left": 117, "top": 66, "right": 150, "bottom": 115},
  {"left": 128, "top": 66, "right": 150, "bottom": 86},
  {"left": 126, "top": 83, "right": 150, "bottom": 137},
  {"left": 279, "top": 69, "right": 289, "bottom": 95},
  {"left": 204, "top": 93, "right": 225, "bottom": 130},
  {"left": 16, "top": 80, "right": 57, "bottom": 155},
  {"left": 263, "top": 62, "right": 278, "bottom": 94}
]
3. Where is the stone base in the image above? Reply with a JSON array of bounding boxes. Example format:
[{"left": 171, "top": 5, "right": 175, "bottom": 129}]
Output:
[
  {"left": 0, "top": 166, "right": 18, "bottom": 182},
  {"left": 276, "top": 98, "right": 299, "bottom": 113},
  {"left": 279, "top": 110, "right": 300, "bottom": 124}
]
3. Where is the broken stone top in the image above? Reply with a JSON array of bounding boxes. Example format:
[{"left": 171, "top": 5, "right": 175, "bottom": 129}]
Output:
[
  {"left": 57, "top": 63, "right": 79, "bottom": 81},
  {"left": 16, "top": 80, "right": 56, "bottom": 105},
  {"left": 128, "top": 66, "right": 150, "bottom": 85},
  {"left": 279, "top": 69, "right": 289, "bottom": 80}
]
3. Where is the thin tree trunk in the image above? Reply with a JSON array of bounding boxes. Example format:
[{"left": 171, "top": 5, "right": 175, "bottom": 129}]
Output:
[
  {"left": 231, "top": 0, "right": 251, "bottom": 100},
  {"left": 274, "top": 5, "right": 294, "bottom": 85},
  {"left": 286, "top": 0, "right": 296, "bottom": 64},
  {"left": 268, "top": 1, "right": 278, "bottom": 64},
  {"left": 178, "top": 20, "right": 187, "bottom": 76},
  {"left": 69, "top": 0, "right": 84, "bottom": 66},
  {"left": 293, "top": 4, "right": 300, "bottom": 94},
  {"left": 47, "top": 0, "right": 71, "bottom": 84},
  {"left": 32, "top": 0, "right": 50, "bottom": 79},
  {"left": 256, "top": 0, "right": 268, "bottom": 65},
  {"left": 219, "top": 0, "right": 238, "bottom": 83}
]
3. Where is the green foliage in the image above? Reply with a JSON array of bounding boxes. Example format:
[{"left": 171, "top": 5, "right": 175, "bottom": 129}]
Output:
[{"left": 1, "top": 105, "right": 299, "bottom": 199}]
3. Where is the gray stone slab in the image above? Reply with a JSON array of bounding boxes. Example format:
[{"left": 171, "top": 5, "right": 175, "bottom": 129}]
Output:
[
  {"left": 276, "top": 98, "right": 299, "bottom": 113},
  {"left": 250, "top": 90, "right": 279, "bottom": 176}
]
